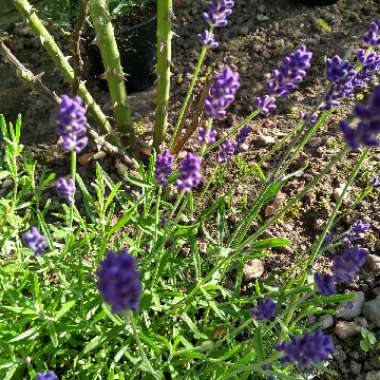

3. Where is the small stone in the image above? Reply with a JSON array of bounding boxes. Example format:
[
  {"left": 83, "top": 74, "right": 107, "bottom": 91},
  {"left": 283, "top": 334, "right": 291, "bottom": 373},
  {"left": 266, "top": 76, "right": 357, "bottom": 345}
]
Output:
[
  {"left": 351, "top": 361, "right": 362, "bottom": 375},
  {"left": 335, "top": 321, "right": 361, "bottom": 339},
  {"left": 1, "top": 178, "right": 13, "bottom": 189},
  {"left": 265, "top": 191, "right": 286, "bottom": 218},
  {"left": 333, "top": 344, "right": 347, "bottom": 363},
  {"left": 256, "top": 134, "right": 276, "bottom": 146},
  {"left": 308, "top": 137, "right": 322, "bottom": 148},
  {"left": 320, "top": 315, "right": 334, "bottom": 329},
  {"left": 366, "top": 371, "right": 380, "bottom": 380},
  {"left": 256, "top": 14, "right": 269, "bottom": 21},
  {"left": 363, "top": 296, "right": 380, "bottom": 327},
  {"left": 334, "top": 184, "right": 348, "bottom": 202},
  {"left": 243, "top": 259, "right": 264, "bottom": 281},
  {"left": 337, "top": 292, "right": 365, "bottom": 320},
  {"left": 367, "top": 255, "right": 380, "bottom": 273}
]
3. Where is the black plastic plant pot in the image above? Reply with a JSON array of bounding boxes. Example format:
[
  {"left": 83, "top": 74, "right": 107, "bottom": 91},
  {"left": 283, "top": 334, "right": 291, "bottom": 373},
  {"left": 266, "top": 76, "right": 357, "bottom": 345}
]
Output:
[
  {"left": 299, "top": 0, "right": 338, "bottom": 5},
  {"left": 86, "top": 15, "right": 157, "bottom": 93}
]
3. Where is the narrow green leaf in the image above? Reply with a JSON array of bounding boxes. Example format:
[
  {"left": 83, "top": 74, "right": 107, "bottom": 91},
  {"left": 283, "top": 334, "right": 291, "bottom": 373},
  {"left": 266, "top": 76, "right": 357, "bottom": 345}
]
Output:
[{"left": 55, "top": 300, "right": 76, "bottom": 321}]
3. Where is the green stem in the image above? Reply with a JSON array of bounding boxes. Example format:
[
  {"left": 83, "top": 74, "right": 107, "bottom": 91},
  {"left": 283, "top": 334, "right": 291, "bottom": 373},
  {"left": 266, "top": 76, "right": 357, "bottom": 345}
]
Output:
[
  {"left": 170, "top": 45, "right": 208, "bottom": 148},
  {"left": 88, "top": 0, "right": 135, "bottom": 146},
  {"left": 13, "top": 0, "right": 120, "bottom": 146},
  {"left": 154, "top": 0, "right": 173, "bottom": 149},
  {"left": 126, "top": 311, "right": 158, "bottom": 379},
  {"left": 282, "top": 148, "right": 369, "bottom": 328}
]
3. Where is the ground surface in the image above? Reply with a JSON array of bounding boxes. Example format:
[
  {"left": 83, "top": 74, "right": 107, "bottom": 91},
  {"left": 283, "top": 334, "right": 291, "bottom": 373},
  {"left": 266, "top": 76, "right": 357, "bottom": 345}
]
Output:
[{"left": 0, "top": 0, "right": 380, "bottom": 379}]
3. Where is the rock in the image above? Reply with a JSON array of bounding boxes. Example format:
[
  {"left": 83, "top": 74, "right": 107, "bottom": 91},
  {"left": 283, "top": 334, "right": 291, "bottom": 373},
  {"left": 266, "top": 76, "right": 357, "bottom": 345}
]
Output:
[
  {"left": 335, "top": 321, "right": 361, "bottom": 339},
  {"left": 351, "top": 361, "right": 362, "bottom": 375},
  {"left": 243, "top": 259, "right": 264, "bottom": 281},
  {"left": 366, "top": 371, "right": 380, "bottom": 380},
  {"left": 334, "top": 184, "right": 348, "bottom": 202},
  {"left": 333, "top": 344, "right": 347, "bottom": 363},
  {"left": 256, "top": 134, "right": 276, "bottom": 146},
  {"left": 337, "top": 292, "right": 365, "bottom": 320},
  {"left": 320, "top": 315, "right": 334, "bottom": 329},
  {"left": 367, "top": 254, "right": 380, "bottom": 273},
  {"left": 363, "top": 296, "right": 380, "bottom": 327},
  {"left": 265, "top": 191, "right": 286, "bottom": 218}
]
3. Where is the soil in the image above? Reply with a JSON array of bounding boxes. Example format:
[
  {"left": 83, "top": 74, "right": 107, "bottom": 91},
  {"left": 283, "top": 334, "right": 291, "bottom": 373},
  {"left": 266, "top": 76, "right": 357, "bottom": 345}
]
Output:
[{"left": 0, "top": 0, "right": 380, "bottom": 378}]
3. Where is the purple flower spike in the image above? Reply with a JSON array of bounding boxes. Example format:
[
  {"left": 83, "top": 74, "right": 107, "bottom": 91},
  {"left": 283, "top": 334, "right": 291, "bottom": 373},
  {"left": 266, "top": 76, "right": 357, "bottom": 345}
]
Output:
[
  {"left": 56, "top": 177, "right": 76, "bottom": 204},
  {"left": 176, "top": 153, "right": 202, "bottom": 192},
  {"left": 97, "top": 250, "right": 141, "bottom": 314},
  {"left": 321, "top": 55, "right": 357, "bottom": 111},
  {"left": 314, "top": 273, "right": 337, "bottom": 296},
  {"left": 340, "top": 85, "right": 380, "bottom": 149},
  {"left": 332, "top": 246, "right": 368, "bottom": 282},
  {"left": 203, "top": 0, "right": 235, "bottom": 28},
  {"left": 344, "top": 220, "right": 371, "bottom": 244},
  {"left": 363, "top": 19, "right": 380, "bottom": 47},
  {"left": 276, "top": 329, "right": 335, "bottom": 368},
  {"left": 22, "top": 227, "right": 47, "bottom": 256},
  {"left": 205, "top": 66, "right": 240, "bottom": 119},
  {"left": 155, "top": 148, "right": 174, "bottom": 186},
  {"left": 198, "top": 126, "right": 218, "bottom": 145},
  {"left": 199, "top": 30, "right": 219, "bottom": 48},
  {"left": 56, "top": 95, "right": 88, "bottom": 153},
  {"left": 217, "top": 140, "right": 236, "bottom": 163},
  {"left": 255, "top": 95, "right": 277, "bottom": 114},
  {"left": 235, "top": 125, "right": 252, "bottom": 149},
  {"left": 370, "top": 175, "right": 380, "bottom": 189},
  {"left": 36, "top": 371, "right": 58, "bottom": 380},
  {"left": 250, "top": 298, "right": 277, "bottom": 321},
  {"left": 267, "top": 45, "right": 313, "bottom": 97},
  {"left": 353, "top": 49, "right": 380, "bottom": 89}
]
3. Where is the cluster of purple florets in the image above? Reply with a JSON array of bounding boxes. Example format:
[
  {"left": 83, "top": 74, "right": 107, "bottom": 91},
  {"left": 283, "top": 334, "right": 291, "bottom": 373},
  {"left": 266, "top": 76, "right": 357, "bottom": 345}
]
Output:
[
  {"left": 22, "top": 227, "right": 47, "bottom": 256},
  {"left": 56, "top": 177, "right": 76, "bottom": 204},
  {"left": 363, "top": 19, "right": 380, "bottom": 47},
  {"left": 36, "top": 371, "right": 58, "bottom": 380},
  {"left": 56, "top": 95, "right": 88, "bottom": 153},
  {"left": 250, "top": 298, "right": 277, "bottom": 321},
  {"left": 315, "top": 245, "right": 368, "bottom": 296},
  {"left": 370, "top": 175, "right": 380, "bottom": 189},
  {"left": 256, "top": 45, "right": 313, "bottom": 114},
  {"left": 199, "top": 0, "right": 235, "bottom": 47},
  {"left": 155, "top": 148, "right": 174, "bottom": 185},
  {"left": 205, "top": 66, "right": 240, "bottom": 119},
  {"left": 344, "top": 219, "right": 371, "bottom": 244},
  {"left": 276, "top": 329, "right": 335, "bottom": 368},
  {"left": 176, "top": 153, "right": 202, "bottom": 192},
  {"left": 97, "top": 250, "right": 141, "bottom": 313},
  {"left": 198, "top": 126, "right": 218, "bottom": 145},
  {"left": 340, "top": 85, "right": 380, "bottom": 150},
  {"left": 216, "top": 125, "right": 252, "bottom": 163}
]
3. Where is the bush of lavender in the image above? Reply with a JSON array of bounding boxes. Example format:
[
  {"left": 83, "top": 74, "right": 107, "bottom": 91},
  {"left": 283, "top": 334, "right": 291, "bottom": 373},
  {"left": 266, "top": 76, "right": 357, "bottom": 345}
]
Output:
[{"left": 0, "top": 1, "right": 379, "bottom": 379}]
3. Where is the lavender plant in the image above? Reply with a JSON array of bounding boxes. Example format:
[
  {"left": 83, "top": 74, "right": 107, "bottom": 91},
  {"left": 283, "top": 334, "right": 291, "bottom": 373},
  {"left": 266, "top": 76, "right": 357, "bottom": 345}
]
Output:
[{"left": 1, "top": 2, "right": 380, "bottom": 379}]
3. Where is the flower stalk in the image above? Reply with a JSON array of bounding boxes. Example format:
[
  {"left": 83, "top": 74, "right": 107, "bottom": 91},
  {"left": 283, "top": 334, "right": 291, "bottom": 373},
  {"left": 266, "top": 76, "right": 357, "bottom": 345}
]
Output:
[{"left": 153, "top": 0, "right": 173, "bottom": 150}]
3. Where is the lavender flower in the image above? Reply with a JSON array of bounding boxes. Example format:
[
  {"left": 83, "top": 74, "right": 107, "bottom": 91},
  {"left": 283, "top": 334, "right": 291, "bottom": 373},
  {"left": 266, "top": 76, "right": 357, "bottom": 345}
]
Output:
[
  {"left": 344, "top": 220, "right": 371, "bottom": 244},
  {"left": 332, "top": 246, "right": 368, "bottom": 282},
  {"left": 22, "top": 227, "right": 47, "bottom": 256},
  {"left": 203, "top": 0, "right": 235, "bottom": 28},
  {"left": 155, "top": 148, "right": 174, "bottom": 185},
  {"left": 205, "top": 66, "right": 240, "bottom": 119},
  {"left": 321, "top": 55, "right": 357, "bottom": 111},
  {"left": 36, "top": 371, "right": 58, "bottom": 380},
  {"left": 363, "top": 19, "right": 380, "bottom": 47},
  {"left": 370, "top": 175, "right": 380, "bottom": 189},
  {"left": 276, "top": 329, "right": 335, "bottom": 368},
  {"left": 198, "top": 126, "right": 218, "bottom": 145},
  {"left": 199, "top": 30, "right": 219, "bottom": 48},
  {"left": 255, "top": 95, "right": 277, "bottom": 114},
  {"left": 56, "top": 95, "right": 88, "bottom": 153},
  {"left": 97, "top": 250, "right": 141, "bottom": 313},
  {"left": 300, "top": 111, "right": 318, "bottom": 125},
  {"left": 217, "top": 140, "right": 236, "bottom": 163},
  {"left": 314, "top": 273, "right": 337, "bottom": 296},
  {"left": 250, "top": 299, "right": 277, "bottom": 321},
  {"left": 340, "top": 85, "right": 380, "bottom": 149},
  {"left": 176, "top": 153, "right": 202, "bottom": 192},
  {"left": 235, "top": 125, "right": 252, "bottom": 148},
  {"left": 56, "top": 177, "right": 75, "bottom": 204},
  {"left": 266, "top": 45, "right": 313, "bottom": 97},
  {"left": 353, "top": 49, "right": 380, "bottom": 89}
]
